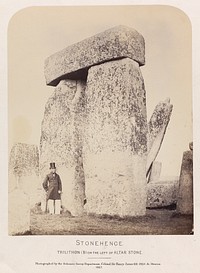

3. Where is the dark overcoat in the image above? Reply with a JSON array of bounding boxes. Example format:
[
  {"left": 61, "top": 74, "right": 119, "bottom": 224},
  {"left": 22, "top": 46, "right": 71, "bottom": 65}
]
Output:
[{"left": 43, "top": 172, "right": 62, "bottom": 200}]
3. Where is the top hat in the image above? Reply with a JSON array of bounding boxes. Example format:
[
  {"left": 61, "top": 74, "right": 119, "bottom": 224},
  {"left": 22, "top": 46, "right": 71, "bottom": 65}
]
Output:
[{"left": 49, "top": 162, "right": 56, "bottom": 169}]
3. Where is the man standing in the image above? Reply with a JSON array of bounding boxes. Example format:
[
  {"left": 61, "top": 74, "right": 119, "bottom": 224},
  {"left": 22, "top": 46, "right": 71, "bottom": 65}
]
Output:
[{"left": 43, "top": 162, "right": 62, "bottom": 214}]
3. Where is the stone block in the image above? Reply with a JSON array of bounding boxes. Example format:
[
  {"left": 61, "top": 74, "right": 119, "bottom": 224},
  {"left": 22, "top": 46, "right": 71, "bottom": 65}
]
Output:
[
  {"left": 148, "top": 161, "right": 162, "bottom": 183},
  {"left": 146, "top": 98, "right": 173, "bottom": 175},
  {"left": 8, "top": 143, "right": 40, "bottom": 207},
  {"left": 83, "top": 58, "right": 147, "bottom": 217},
  {"left": 146, "top": 179, "right": 179, "bottom": 208},
  {"left": 176, "top": 150, "right": 193, "bottom": 214},
  {"left": 9, "top": 143, "right": 39, "bottom": 178},
  {"left": 40, "top": 79, "right": 86, "bottom": 216},
  {"left": 44, "top": 25, "right": 145, "bottom": 86},
  {"left": 8, "top": 188, "right": 30, "bottom": 235}
]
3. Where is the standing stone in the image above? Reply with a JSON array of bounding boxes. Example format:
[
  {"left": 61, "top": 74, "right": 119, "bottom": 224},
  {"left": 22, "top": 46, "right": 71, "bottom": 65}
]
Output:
[
  {"left": 148, "top": 161, "right": 162, "bottom": 183},
  {"left": 176, "top": 144, "right": 193, "bottom": 214},
  {"left": 8, "top": 143, "right": 40, "bottom": 207},
  {"left": 146, "top": 98, "right": 173, "bottom": 176},
  {"left": 40, "top": 79, "right": 86, "bottom": 216},
  {"left": 8, "top": 143, "right": 38, "bottom": 235},
  {"left": 8, "top": 188, "right": 30, "bottom": 235},
  {"left": 83, "top": 58, "right": 147, "bottom": 217}
]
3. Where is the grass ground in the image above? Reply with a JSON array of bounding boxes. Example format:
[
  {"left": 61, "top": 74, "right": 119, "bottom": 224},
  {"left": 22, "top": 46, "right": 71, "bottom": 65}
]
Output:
[{"left": 30, "top": 206, "right": 193, "bottom": 235}]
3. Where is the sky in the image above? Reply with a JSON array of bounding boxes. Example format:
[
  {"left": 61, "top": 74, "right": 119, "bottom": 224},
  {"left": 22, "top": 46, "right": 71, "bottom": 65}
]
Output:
[{"left": 8, "top": 5, "right": 192, "bottom": 177}]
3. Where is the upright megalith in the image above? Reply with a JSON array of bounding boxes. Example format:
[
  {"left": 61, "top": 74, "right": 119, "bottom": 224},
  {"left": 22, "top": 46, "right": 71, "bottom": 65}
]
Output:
[
  {"left": 44, "top": 25, "right": 145, "bottom": 86},
  {"left": 148, "top": 161, "right": 162, "bottom": 183},
  {"left": 83, "top": 58, "right": 148, "bottom": 217},
  {"left": 40, "top": 79, "right": 86, "bottom": 216},
  {"left": 146, "top": 98, "right": 173, "bottom": 176},
  {"left": 9, "top": 189, "right": 30, "bottom": 235},
  {"left": 43, "top": 25, "right": 173, "bottom": 218},
  {"left": 43, "top": 25, "right": 147, "bottom": 217},
  {"left": 8, "top": 143, "right": 39, "bottom": 235},
  {"left": 9, "top": 143, "right": 39, "bottom": 179},
  {"left": 8, "top": 143, "right": 40, "bottom": 205},
  {"left": 176, "top": 142, "right": 193, "bottom": 214}
]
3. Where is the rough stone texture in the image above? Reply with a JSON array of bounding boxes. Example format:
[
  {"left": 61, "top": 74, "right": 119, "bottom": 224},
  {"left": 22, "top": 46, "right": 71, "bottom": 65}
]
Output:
[
  {"left": 176, "top": 150, "right": 193, "bottom": 214},
  {"left": 83, "top": 58, "right": 147, "bottom": 217},
  {"left": 148, "top": 161, "right": 162, "bottom": 183},
  {"left": 8, "top": 188, "right": 30, "bottom": 235},
  {"left": 8, "top": 143, "right": 40, "bottom": 207},
  {"left": 146, "top": 179, "right": 179, "bottom": 208},
  {"left": 44, "top": 25, "right": 145, "bottom": 86},
  {"left": 40, "top": 79, "right": 86, "bottom": 216},
  {"left": 146, "top": 98, "right": 173, "bottom": 176}
]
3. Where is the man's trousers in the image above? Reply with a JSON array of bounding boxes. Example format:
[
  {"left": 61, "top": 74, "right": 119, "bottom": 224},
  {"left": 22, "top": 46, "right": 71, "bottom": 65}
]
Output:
[{"left": 48, "top": 199, "right": 61, "bottom": 214}]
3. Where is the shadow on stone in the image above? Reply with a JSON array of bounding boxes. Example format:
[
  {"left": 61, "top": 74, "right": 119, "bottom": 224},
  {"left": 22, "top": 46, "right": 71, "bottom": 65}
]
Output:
[{"left": 147, "top": 203, "right": 177, "bottom": 210}]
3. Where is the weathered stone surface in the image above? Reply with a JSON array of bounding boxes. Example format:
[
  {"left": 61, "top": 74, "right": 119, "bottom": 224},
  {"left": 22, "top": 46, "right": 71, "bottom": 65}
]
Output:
[
  {"left": 176, "top": 150, "right": 193, "bottom": 214},
  {"left": 146, "top": 179, "right": 179, "bottom": 208},
  {"left": 8, "top": 143, "right": 40, "bottom": 207},
  {"left": 40, "top": 79, "right": 86, "bottom": 216},
  {"left": 148, "top": 161, "right": 162, "bottom": 183},
  {"left": 146, "top": 98, "right": 173, "bottom": 175},
  {"left": 44, "top": 25, "right": 145, "bottom": 86},
  {"left": 8, "top": 188, "right": 30, "bottom": 235},
  {"left": 9, "top": 143, "right": 39, "bottom": 178},
  {"left": 83, "top": 58, "right": 147, "bottom": 217}
]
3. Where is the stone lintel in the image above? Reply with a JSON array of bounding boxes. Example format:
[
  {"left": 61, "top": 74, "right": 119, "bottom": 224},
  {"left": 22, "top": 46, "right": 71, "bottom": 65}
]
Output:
[{"left": 44, "top": 25, "right": 145, "bottom": 86}]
